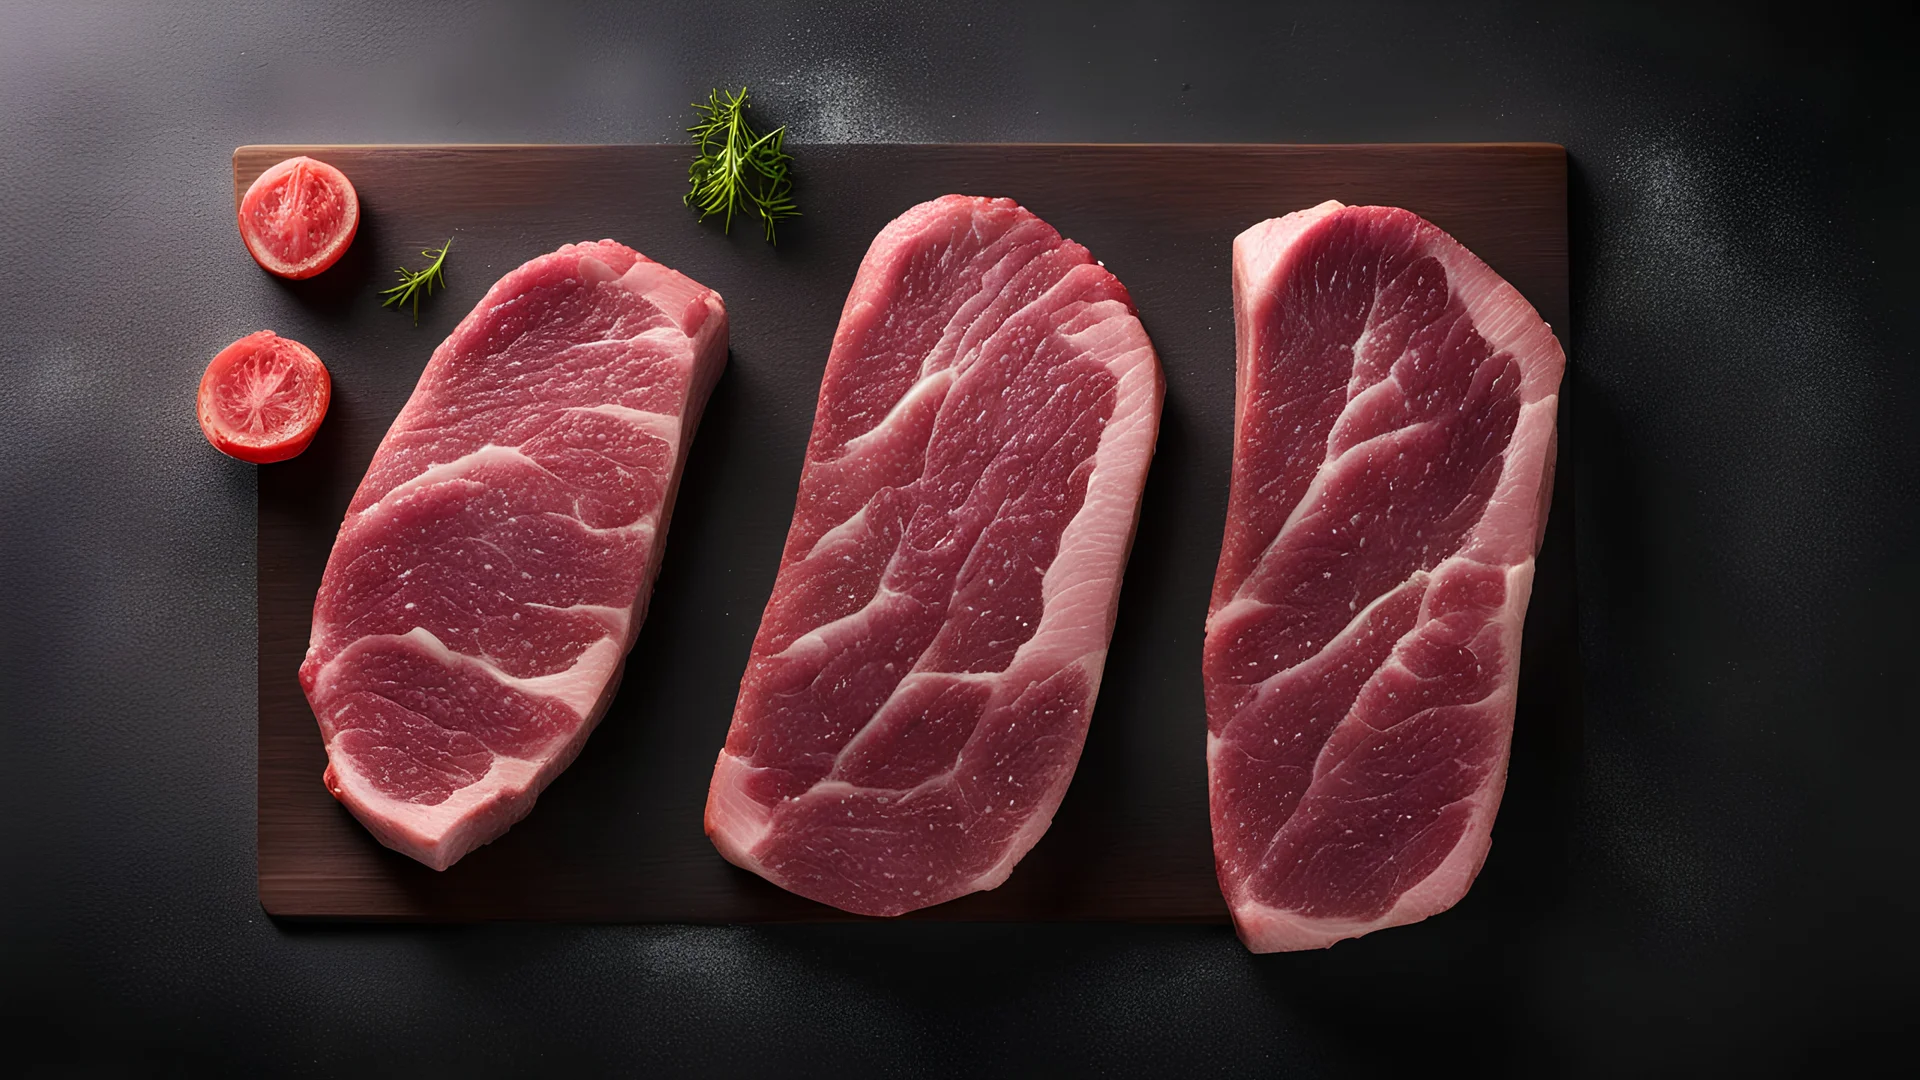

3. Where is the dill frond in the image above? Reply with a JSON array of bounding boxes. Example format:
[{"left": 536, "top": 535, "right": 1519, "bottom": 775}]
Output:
[
  {"left": 686, "top": 88, "right": 799, "bottom": 245},
  {"left": 380, "top": 239, "right": 452, "bottom": 325}
]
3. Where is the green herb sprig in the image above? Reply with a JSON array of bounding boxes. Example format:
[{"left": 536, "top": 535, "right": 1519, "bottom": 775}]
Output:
[
  {"left": 685, "top": 87, "right": 798, "bottom": 244},
  {"left": 381, "top": 238, "right": 452, "bottom": 324}
]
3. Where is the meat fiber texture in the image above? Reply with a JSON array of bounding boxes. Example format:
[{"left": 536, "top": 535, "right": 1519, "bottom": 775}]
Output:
[
  {"left": 1205, "top": 202, "right": 1564, "bottom": 951},
  {"left": 301, "top": 240, "right": 726, "bottom": 871},
  {"left": 707, "top": 195, "right": 1163, "bottom": 916}
]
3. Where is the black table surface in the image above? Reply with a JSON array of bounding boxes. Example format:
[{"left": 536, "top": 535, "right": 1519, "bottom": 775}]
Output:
[{"left": 1, "top": 2, "right": 1913, "bottom": 1075}]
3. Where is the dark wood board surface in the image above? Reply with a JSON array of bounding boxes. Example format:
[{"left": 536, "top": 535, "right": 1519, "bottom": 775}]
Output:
[{"left": 247, "top": 143, "right": 1572, "bottom": 921}]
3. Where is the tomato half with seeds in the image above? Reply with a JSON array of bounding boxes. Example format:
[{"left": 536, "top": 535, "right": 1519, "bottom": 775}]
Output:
[
  {"left": 196, "top": 331, "right": 332, "bottom": 463},
  {"left": 237, "top": 156, "right": 360, "bottom": 279}
]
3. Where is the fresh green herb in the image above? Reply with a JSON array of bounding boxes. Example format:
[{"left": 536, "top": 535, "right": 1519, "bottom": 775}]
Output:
[
  {"left": 381, "top": 238, "right": 452, "bottom": 324},
  {"left": 685, "top": 87, "right": 798, "bottom": 244}
]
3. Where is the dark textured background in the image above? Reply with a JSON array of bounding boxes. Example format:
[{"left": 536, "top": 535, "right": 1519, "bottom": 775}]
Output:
[{"left": 1, "top": 1, "right": 1913, "bottom": 1074}]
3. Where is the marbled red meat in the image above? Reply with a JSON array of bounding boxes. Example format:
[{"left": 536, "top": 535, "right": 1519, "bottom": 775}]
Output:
[
  {"left": 301, "top": 240, "right": 726, "bottom": 870},
  {"left": 1205, "top": 202, "right": 1564, "bottom": 951},
  {"left": 706, "top": 195, "right": 1163, "bottom": 916}
]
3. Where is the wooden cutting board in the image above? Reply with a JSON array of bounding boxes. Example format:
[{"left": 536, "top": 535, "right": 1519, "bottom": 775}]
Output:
[{"left": 246, "top": 144, "right": 1574, "bottom": 921}]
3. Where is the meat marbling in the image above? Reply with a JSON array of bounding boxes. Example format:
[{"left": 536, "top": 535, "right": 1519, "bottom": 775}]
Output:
[
  {"left": 706, "top": 195, "right": 1163, "bottom": 916},
  {"left": 301, "top": 240, "right": 726, "bottom": 871},
  {"left": 1205, "top": 202, "right": 1564, "bottom": 951}
]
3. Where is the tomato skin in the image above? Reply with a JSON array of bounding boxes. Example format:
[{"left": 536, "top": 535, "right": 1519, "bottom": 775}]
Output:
[
  {"left": 197, "top": 331, "right": 332, "bottom": 464},
  {"left": 237, "top": 156, "right": 360, "bottom": 280}
]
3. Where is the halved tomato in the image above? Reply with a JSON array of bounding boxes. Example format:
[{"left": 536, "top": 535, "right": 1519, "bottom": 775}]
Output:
[
  {"left": 237, "top": 156, "right": 360, "bottom": 279},
  {"left": 196, "top": 331, "right": 332, "bottom": 463}
]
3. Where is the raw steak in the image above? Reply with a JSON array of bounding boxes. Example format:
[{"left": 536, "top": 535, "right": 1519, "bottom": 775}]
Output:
[
  {"left": 1205, "top": 202, "right": 1564, "bottom": 951},
  {"left": 706, "top": 195, "right": 1163, "bottom": 916},
  {"left": 301, "top": 240, "right": 726, "bottom": 871}
]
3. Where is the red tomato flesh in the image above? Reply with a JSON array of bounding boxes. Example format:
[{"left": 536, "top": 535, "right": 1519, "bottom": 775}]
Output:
[
  {"left": 197, "top": 331, "right": 332, "bottom": 463},
  {"left": 237, "top": 156, "right": 359, "bottom": 279}
]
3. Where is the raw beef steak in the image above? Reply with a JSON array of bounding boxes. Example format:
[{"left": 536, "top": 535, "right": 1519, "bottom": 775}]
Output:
[
  {"left": 1205, "top": 202, "right": 1564, "bottom": 951},
  {"left": 301, "top": 240, "right": 726, "bottom": 871},
  {"left": 706, "top": 195, "right": 1163, "bottom": 916}
]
